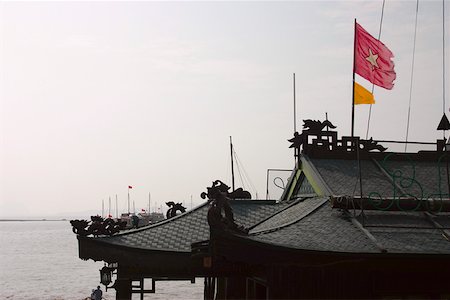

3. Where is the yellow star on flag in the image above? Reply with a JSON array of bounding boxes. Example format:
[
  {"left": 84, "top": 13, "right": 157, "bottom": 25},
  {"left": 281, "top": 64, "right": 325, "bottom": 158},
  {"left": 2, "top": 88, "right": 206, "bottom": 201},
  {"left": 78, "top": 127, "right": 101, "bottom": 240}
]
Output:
[{"left": 365, "top": 48, "right": 379, "bottom": 70}]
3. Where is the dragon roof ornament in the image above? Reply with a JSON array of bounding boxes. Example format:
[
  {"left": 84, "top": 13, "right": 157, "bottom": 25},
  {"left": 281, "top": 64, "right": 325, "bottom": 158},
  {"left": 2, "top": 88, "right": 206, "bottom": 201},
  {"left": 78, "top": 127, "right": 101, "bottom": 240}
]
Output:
[{"left": 202, "top": 180, "right": 249, "bottom": 234}]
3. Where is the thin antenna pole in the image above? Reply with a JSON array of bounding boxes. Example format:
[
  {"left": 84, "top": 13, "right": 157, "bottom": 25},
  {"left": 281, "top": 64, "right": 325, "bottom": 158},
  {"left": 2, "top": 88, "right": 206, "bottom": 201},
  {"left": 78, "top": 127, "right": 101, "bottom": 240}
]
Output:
[
  {"left": 351, "top": 19, "right": 357, "bottom": 138},
  {"left": 293, "top": 73, "right": 297, "bottom": 133},
  {"left": 443, "top": 0, "right": 446, "bottom": 120},
  {"left": 366, "top": 0, "right": 386, "bottom": 139},
  {"left": 405, "top": 0, "right": 419, "bottom": 152},
  {"left": 230, "top": 136, "right": 235, "bottom": 192},
  {"left": 148, "top": 192, "right": 151, "bottom": 213},
  {"left": 108, "top": 196, "right": 111, "bottom": 217},
  {"left": 102, "top": 199, "right": 104, "bottom": 218},
  {"left": 443, "top": 0, "right": 449, "bottom": 199},
  {"left": 115, "top": 194, "right": 118, "bottom": 219},
  {"left": 190, "top": 195, "right": 193, "bottom": 210},
  {"left": 133, "top": 200, "right": 135, "bottom": 214}
]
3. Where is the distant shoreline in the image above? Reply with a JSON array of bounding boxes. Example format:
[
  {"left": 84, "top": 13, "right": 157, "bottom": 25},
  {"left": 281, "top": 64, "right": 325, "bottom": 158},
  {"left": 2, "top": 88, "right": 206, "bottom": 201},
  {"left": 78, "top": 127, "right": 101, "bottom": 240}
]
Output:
[{"left": 0, "top": 219, "right": 67, "bottom": 222}]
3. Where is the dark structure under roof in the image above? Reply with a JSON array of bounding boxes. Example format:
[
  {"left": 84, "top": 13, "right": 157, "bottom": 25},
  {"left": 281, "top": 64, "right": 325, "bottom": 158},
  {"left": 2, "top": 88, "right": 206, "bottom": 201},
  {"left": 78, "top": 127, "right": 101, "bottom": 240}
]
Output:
[{"left": 74, "top": 119, "right": 450, "bottom": 299}]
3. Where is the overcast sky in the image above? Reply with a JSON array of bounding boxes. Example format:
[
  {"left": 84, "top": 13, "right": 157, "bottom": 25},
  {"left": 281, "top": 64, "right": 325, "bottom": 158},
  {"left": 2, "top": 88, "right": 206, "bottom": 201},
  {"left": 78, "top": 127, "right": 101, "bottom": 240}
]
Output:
[{"left": 0, "top": 1, "right": 449, "bottom": 218}]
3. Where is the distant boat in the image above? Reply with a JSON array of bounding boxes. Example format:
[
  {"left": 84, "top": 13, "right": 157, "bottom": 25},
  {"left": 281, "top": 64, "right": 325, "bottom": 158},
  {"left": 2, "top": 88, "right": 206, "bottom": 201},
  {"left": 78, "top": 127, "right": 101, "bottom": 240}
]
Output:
[{"left": 118, "top": 210, "right": 165, "bottom": 229}]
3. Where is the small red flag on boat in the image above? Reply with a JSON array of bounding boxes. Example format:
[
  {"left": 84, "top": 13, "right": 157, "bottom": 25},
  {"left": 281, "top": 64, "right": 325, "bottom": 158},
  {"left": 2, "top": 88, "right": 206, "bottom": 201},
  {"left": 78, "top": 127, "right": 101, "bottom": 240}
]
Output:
[
  {"left": 128, "top": 186, "right": 133, "bottom": 189},
  {"left": 355, "top": 22, "right": 396, "bottom": 90}
]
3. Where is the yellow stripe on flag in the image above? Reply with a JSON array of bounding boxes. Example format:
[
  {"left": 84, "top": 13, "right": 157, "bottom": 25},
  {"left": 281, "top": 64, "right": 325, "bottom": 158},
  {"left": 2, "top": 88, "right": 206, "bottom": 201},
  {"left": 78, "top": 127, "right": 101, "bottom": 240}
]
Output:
[{"left": 354, "top": 82, "right": 375, "bottom": 105}]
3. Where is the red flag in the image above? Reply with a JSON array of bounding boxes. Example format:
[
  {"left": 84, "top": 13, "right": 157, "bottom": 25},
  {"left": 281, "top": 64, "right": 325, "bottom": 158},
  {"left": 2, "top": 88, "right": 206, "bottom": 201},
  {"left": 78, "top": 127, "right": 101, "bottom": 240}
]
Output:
[
  {"left": 355, "top": 22, "right": 396, "bottom": 90},
  {"left": 128, "top": 185, "right": 132, "bottom": 189}
]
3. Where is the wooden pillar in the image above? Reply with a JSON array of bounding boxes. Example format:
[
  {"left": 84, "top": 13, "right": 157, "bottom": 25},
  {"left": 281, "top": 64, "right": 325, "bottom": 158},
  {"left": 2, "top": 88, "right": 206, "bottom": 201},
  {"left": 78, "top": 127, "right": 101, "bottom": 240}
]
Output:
[
  {"left": 115, "top": 267, "right": 132, "bottom": 300},
  {"left": 215, "top": 277, "right": 227, "bottom": 300},
  {"left": 115, "top": 278, "right": 131, "bottom": 300}
]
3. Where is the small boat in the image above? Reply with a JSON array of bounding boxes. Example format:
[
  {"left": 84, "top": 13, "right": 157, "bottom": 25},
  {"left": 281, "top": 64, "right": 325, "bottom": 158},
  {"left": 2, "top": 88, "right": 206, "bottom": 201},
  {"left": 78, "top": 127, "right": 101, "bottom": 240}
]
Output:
[{"left": 118, "top": 210, "right": 165, "bottom": 229}]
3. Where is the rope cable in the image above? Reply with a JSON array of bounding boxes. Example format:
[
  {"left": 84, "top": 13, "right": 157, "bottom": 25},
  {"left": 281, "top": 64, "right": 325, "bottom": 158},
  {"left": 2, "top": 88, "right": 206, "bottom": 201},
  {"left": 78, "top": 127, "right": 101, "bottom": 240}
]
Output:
[
  {"left": 405, "top": 0, "right": 420, "bottom": 152},
  {"left": 365, "top": 0, "right": 386, "bottom": 139},
  {"left": 233, "top": 148, "right": 259, "bottom": 197},
  {"left": 233, "top": 150, "right": 246, "bottom": 190},
  {"left": 234, "top": 151, "right": 252, "bottom": 191}
]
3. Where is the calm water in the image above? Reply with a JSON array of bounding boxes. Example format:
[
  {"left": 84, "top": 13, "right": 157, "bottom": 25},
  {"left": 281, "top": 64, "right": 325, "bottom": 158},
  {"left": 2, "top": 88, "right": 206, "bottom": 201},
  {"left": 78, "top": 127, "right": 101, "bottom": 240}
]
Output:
[{"left": 0, "top": 221, "right": 203, "bottom": 299}]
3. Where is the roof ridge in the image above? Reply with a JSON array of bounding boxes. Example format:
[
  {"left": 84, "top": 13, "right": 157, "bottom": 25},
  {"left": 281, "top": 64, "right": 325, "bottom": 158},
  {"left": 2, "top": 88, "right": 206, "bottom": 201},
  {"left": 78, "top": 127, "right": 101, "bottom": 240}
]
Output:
[
  {"left": 250, "top": 197, "right": 329, "bottom": 235},
  {"left": 370, "top": 158, "right": 409, "bottom": 196},
  {"left": 106, "top": 201, "right": 210, "bottom": 237},
  {"left": 344, "top": 209, "right": 387, "bottom": 253},
  {"left": 246, "top": 198, "right": 305, "bottom": 231}
]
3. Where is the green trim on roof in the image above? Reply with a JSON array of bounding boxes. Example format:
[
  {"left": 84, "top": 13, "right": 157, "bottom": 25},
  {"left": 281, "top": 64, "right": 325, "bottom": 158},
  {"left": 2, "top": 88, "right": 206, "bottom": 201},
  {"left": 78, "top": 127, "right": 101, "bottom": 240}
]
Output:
[
  {"left": 286, "top": 169, "right": 302, "bottom": 200},
  {"left": 300, "top": 155, "right": 333, "bottom": 196}
]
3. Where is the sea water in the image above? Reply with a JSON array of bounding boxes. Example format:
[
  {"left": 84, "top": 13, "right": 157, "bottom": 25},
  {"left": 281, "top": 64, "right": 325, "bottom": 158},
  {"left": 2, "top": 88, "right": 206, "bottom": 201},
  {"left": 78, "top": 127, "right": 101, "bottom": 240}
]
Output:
[{"left": 0, "top": 221, "right": 203, "bottom": 300}]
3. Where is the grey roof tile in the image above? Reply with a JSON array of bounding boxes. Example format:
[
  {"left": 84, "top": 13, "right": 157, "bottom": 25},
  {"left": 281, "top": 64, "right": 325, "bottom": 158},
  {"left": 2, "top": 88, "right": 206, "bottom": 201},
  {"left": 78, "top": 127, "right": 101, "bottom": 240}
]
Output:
[
  {"left": 250, "top": 197, "right": 328, "bottom": 234},
  {"left": 92, "top": 200, "right": 290, "bottom": 252},
  {"left": 310, "top": 159, "right": 394, "bottom": 197},
  {"left": 380, "top": 160, "right": 448, "bottom": 200},
  {"left": 245, "top": 197, "right": 450, "bottom": 254},
  {"left": 370, "top": 227, "right": 450, "bottom": 254},
  {"left": 248, "top": 198, "right": 379, "bottom": 253}
]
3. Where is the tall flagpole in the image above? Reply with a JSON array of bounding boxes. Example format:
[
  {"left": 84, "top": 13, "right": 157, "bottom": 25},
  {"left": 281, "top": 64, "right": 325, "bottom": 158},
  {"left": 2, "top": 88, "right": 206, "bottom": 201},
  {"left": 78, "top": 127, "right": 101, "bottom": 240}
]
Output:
[{"left": 351, "top": 18, "right": 357, "bottom": 138}]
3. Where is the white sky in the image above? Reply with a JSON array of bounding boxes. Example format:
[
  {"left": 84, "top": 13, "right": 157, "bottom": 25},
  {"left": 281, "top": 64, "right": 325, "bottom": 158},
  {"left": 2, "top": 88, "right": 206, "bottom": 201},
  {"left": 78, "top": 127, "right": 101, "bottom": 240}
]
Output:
[{"left": 0, "top": 1, "right": 449, "bottom": 218}]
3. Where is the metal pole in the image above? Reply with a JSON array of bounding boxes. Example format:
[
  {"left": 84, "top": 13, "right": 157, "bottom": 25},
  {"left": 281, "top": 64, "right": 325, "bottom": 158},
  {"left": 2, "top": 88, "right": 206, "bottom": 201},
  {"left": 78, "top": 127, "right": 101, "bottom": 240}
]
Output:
[
  {"left": 351, "top": 19, "right": 357, "bottom": 138},
  {"left": 230, "top": 136, "right": 235, "bottom": 192},
  {"left": 127, "top": 188, "right": 130, "bottom": 214},
  {"left": 293, "top": 73, "right": 297, "bottom": 133}
]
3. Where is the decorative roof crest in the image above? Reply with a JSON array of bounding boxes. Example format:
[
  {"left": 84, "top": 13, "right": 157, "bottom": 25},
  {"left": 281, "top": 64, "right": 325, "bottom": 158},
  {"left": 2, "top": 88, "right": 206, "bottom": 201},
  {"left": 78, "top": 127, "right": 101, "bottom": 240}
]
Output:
[{"left": 288, "top": 119, "right": 387, "bottom": 155}]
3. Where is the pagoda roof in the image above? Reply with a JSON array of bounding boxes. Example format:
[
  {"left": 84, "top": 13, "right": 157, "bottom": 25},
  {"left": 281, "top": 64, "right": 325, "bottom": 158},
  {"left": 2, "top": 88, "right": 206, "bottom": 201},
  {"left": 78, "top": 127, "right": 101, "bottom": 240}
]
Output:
[
  {"left": 211, "top": 150, "right": 450, "bottom": 261},
  {"left": 241, "top": 196, "right": 450, "bottom": 255},
  {"left": 77, "top": 199, "right": 294, "bottom": 262},
  {"left": 304, "top": 154, "right": 450, "bottom": 200}
]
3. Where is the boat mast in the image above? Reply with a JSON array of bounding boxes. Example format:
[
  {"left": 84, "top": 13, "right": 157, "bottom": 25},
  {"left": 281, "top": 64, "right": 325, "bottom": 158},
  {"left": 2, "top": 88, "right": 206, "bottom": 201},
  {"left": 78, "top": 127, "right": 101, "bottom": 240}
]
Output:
[
  {"left": 230, "top": 136, "right": 235, "bottom": 192},
  {"left": 127, "top": 187, "right": 130, "bottom": 214},
  {"left": 115, "top": 194, "right": 118, "bottom": 218}
]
